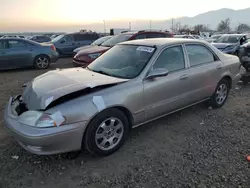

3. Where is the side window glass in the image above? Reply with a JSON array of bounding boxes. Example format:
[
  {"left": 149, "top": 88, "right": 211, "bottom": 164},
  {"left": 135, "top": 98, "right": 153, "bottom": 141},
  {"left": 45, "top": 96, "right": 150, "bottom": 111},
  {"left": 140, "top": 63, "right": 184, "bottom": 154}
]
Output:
[
  {"left": 8, "top": 40, "right": 26, "bottom": 49},
  {"left": 186, "top": 44, "right": 215, "bottom": 66},
  {"left": 146, "top": 33, "right": 162, "bottom": 38},
  {"left": 134, "top": 34, "right": 146, "bottom": 40},
  {"left": 62, "top": 35, "right": 74, "bottom": 43},
  {"left": 153, "top": 46, "right": 185, "bottom": 72},
  {"left": 74, "top": 34, "right": 85, "bottom": 41}
]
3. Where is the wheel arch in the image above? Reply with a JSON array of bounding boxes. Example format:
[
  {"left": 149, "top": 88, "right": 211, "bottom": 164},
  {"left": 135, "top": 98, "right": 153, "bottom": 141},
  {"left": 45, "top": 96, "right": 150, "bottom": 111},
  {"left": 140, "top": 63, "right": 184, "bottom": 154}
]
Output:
[
  {"left": 221, "top": 75, "right": 232, "bottom": 89},
  {"left": 81, "top": 106, "right": 134, "bottom": 150},
  {"left": 34, "top": 54, "right": 51, "bottom": 62}
]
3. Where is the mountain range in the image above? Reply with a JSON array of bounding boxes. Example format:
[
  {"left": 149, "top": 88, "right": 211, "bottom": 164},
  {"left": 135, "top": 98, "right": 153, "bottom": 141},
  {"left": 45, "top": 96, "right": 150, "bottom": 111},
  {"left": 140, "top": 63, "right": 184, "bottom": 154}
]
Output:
[{"left": 84, "top": 7, "right": 250, "bottom": 32}]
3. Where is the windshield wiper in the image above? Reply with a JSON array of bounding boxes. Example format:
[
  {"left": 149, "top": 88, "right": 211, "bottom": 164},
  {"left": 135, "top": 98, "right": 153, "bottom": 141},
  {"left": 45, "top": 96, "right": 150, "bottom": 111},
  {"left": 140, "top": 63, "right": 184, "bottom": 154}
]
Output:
[
  {"left": 101, "top": 44, "right": 111, "bottom": 47},
  {"left": 92, "top": 70, "right": 114, "bottom": 77}
]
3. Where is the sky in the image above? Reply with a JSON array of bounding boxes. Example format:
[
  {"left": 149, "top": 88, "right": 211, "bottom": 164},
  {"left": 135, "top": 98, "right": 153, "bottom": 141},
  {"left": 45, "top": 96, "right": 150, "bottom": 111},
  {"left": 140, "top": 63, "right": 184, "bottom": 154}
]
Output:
[{"left": 0, "top": 0, "right": 249, "bottom": 32}]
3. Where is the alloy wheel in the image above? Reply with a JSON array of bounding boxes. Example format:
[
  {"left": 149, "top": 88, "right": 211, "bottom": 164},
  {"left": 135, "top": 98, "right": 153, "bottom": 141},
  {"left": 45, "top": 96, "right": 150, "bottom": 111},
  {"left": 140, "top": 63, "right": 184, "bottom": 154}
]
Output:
[
  {"left": 215, "top": 83, "right": 228, "bottom": 105},
  {"left": 95, "top": 117, "right": 124, "bottom": 151}
]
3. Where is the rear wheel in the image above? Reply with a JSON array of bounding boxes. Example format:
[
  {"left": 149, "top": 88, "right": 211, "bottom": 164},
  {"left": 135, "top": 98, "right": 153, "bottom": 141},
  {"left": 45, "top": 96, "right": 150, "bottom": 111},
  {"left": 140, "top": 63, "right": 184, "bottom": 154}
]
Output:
[
  {"left": 84, "top": 109, "right": 130, "bottom": 157},
  {"left": 207, "top": 79, "right": 230, "bottom": 108},
  {"left": 34, "top": 55, "right": 50, "bottom": 69}
]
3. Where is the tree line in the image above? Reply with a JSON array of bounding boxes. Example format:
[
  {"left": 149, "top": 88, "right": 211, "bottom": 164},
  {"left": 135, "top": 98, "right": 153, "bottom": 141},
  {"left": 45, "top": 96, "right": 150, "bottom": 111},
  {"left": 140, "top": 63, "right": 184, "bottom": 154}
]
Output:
[{"left": 174, "top": 18, "right": 250, "bottom": 33}]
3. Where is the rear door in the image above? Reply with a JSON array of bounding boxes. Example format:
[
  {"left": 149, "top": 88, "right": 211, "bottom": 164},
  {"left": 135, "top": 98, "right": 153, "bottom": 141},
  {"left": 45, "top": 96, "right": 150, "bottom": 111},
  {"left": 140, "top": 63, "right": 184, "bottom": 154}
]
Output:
[
  {"left": 184, "top": 43, "right": 223, "bottom": 102},
  {"left": 5, "top": 39, "right": 33, "bottom": 68},
  {"left": 74, "top": 34, "right": 99, "bottom": 48},
  {"left": 59, "top": 35, "right": 75, "bottom": 55}
]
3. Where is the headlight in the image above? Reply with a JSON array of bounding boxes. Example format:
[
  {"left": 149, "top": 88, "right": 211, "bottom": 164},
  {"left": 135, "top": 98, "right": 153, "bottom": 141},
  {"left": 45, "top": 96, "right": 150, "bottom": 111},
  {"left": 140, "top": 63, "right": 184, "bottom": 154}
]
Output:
[
  {"left": 18, "top": 111, "right": 66, "bottom": 128},
  {"left": 88, "top": 53, "right": 102, "bottom": 59},
  {"left": 18, "top": 111, "right": 43, "bottom": 126}
]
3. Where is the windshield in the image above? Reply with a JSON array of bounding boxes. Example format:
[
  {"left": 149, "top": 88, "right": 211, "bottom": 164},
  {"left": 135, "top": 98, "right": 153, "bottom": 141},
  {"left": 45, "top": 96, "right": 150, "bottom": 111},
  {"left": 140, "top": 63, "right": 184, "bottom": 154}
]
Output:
[
  {"left": 87, "top": 45, "right": 155, "bottom": 79},
  {"left": 212, "top": 35, "right": 221, "bottom": 39},
  {"left": 101, "top": 34, "right": 133, "bottom": 47},
  {"left": 214, "top": 35, "right": 241, "bottom": 43},
  {"left": 92, "top": 36, "right": 112, "bottom": 45},
  {"left": 51, "top": 34, "right": 64, "bottom": 43}
]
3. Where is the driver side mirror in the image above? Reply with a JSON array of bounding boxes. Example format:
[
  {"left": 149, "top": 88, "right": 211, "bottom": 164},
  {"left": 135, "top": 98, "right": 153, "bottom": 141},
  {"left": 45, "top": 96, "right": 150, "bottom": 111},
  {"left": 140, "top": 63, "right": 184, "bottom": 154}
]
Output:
[
  {"left": 60, "top": 40, "right": 65, "bottom": 44},
  {"left": 146, "top": 68, "right": 169, "bottom": 80}
]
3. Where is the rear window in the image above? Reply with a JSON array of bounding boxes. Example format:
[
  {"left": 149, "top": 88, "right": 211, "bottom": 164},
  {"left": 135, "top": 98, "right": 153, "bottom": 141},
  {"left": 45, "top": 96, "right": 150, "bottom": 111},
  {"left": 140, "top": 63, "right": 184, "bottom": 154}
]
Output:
[{"left": 101, "top": 34, "right": 133, "bottom": 47}]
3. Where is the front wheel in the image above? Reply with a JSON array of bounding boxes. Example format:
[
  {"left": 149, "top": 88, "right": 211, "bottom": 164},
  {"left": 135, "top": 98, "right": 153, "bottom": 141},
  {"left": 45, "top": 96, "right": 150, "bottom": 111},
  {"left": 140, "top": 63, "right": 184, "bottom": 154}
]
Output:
[
  {"left": 84, "top": 109, "right": 130, "bottom": 157},
  {"left": 207, "top": 79, "right": 230, "bottom": 108}
]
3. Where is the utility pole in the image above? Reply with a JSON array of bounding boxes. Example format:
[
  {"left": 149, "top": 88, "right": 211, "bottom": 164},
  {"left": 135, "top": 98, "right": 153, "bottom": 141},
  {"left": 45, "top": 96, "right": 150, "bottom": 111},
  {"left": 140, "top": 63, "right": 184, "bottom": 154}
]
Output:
[
  {"left": 103, "top": 20, "right": 106, "bottom": 34},
  {"left": 150, "top": 20, "right": 152, "bottom": 30},
  {"left": 129, "top": 22, "right": 131, "bottom": 31}
]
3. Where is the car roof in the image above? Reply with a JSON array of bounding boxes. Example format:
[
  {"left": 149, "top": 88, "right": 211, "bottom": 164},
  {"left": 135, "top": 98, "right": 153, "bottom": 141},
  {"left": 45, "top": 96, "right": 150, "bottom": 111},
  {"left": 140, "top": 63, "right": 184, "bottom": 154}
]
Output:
[
  {"left": 120, "top": 31, "right": 169, "bottom": 35},
  {"left": 120, "top": 38, "right": 205, "bottom": 47},
  {"left": 222, "top": 34, "right": 246, "bottom": 36}
]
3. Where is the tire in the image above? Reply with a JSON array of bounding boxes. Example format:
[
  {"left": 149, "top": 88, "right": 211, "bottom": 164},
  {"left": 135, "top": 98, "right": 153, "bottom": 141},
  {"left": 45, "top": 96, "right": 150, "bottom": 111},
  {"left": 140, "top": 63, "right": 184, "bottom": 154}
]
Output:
[
  {"left": 207, "top": 79, "right": 230, "bottom": 108},
  {"left": 34, "top": 55, "right": 50, "bottom": 69},
  {"left": 84, "top": 109, "right": 130, "bottom": 157}
]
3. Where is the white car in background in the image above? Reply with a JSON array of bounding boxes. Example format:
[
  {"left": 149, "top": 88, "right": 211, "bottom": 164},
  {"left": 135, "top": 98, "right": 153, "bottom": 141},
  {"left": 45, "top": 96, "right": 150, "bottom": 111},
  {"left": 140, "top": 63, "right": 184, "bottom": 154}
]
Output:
[{"left": 206, "top": 34, "right": 223, "bottom": 43}]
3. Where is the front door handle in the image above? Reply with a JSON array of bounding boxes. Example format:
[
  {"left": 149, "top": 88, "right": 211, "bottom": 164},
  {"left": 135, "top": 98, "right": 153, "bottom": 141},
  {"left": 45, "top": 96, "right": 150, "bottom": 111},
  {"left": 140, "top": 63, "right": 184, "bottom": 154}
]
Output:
[
  {"left": 217, "top": 65, "right": 222, "bottom": 70},
  {"left": 179, "top": 74, "right": 189, "bottom": 80}
]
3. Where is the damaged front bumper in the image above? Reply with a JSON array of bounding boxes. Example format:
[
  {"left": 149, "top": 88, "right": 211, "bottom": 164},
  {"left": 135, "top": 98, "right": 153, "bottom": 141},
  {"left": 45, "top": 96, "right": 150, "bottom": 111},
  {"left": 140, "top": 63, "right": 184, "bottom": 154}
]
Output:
[{"left": 4, "top": 97, "right": 88, "bottom": 155}]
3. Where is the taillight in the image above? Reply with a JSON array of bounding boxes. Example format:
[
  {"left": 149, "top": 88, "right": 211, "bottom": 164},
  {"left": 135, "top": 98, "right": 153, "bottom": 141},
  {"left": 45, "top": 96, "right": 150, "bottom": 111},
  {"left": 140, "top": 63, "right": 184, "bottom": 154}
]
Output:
[{"left": 51, "top": 45, "right": 56, "bottom": 51}]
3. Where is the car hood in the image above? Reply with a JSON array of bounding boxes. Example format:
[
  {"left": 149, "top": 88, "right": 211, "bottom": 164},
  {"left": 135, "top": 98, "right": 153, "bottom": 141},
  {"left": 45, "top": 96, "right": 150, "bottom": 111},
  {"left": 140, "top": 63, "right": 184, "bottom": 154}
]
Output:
[
  {"left": 22, "top": 68, "right": 128, "bottom": 110},
  {"left": 77, "top": 46, "right": 110, "bottom": 55},
  {"left": 74, "top": 45, "right": 93, "bottom": 52},
  {"left": 212, "top": 43, "right": 237, "bottom": 49}
]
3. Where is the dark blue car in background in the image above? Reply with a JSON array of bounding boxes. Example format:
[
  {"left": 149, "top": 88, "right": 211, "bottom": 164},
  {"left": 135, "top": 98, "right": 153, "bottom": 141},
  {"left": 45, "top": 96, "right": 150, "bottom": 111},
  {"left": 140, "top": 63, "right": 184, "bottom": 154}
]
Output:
[
  {"left": 28, "top": 35, "right": 51, "bottom": 43},
  {"left": 50, "top": 32, "right": 100, "bottom": 56}
]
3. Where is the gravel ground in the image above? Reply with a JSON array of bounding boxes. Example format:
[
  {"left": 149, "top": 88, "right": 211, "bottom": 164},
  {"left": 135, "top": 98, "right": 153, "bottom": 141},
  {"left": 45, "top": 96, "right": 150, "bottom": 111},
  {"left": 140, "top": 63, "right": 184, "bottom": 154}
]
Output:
[{"left": 0, "top": 58, "right": 250, "bottom": 188}]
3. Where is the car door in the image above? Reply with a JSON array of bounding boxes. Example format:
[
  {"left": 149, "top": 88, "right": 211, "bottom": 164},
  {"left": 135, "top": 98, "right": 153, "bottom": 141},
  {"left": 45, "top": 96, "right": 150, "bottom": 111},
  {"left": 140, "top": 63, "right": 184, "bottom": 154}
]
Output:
[
  {"left": 143, "top": 45, "right": 192, "bottom": 121},
  {"left": 0, "top": 40, "right": 10, "bottom": 69},
  {"left": 5, "top": 39, "right": 33, "bottom": 68},
  {"left": 59, "top": 35, "right": 75, "bottom": 55},
  {"left": 184, "top": 44, "right": 223, "bottom": 102},
  {"left": 74, "top": 34, "right": 87, "bottom": 48}
]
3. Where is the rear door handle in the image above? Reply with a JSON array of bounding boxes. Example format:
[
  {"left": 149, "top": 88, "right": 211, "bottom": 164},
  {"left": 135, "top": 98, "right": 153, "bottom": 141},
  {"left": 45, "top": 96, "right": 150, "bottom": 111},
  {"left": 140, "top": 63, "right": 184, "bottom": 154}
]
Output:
[
  {"left": 179, "top": 74, "right": 189, "bottom": 80},
  {"left": 216, "top": 65, "right": 222, "bottom": 70}
]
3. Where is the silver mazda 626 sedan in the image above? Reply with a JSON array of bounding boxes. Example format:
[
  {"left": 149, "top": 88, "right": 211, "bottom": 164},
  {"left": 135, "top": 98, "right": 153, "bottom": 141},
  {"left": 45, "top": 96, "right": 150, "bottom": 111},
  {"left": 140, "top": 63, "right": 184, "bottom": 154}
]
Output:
[{"left": 4, "top": 38, "right": 243, "bottom": 157}]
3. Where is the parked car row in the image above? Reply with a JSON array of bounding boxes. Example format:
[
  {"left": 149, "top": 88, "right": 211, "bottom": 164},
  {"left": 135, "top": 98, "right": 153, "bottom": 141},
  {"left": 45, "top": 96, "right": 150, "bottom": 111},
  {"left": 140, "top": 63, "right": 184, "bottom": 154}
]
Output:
[
  {"left": 4, "top": 37, "right": 244, "bottom": 157},
  {"left": 72, "top": 30, "right": 173, "bottom": 67}
]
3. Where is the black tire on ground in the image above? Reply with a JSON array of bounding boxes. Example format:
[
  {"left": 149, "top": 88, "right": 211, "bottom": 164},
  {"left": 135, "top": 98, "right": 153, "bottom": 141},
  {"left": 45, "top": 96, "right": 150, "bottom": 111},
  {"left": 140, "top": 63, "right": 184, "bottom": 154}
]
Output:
[
  {"left": 207, "top": 78, "right": 230, "bottom": 108},
  {"left": 34, "top": 55, "right": 50, "bottom": 69},
  {"left": 242, "top": 76, "right": 249, "bottom": 85},
  {"left": 56, "top": 49, "right": 62, "bottom": 56},
  {"left": 84, "top": 108, "right": 130, "bottom": 157}
]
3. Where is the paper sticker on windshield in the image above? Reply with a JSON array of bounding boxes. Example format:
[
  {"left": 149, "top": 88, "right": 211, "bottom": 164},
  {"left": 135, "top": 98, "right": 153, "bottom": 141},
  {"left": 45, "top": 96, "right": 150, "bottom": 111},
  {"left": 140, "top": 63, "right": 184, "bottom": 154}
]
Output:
[{"left": 136, "top": 46, "right": 154, "bottom": 53}]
